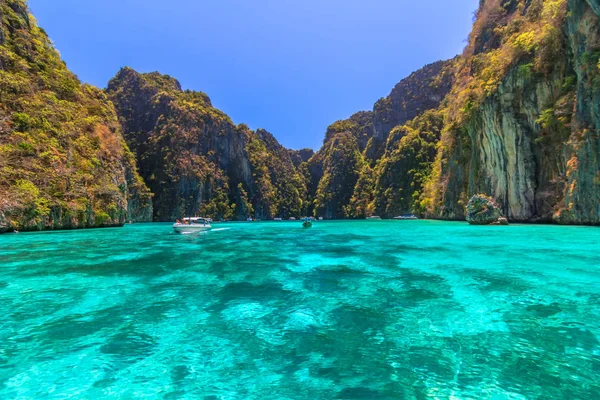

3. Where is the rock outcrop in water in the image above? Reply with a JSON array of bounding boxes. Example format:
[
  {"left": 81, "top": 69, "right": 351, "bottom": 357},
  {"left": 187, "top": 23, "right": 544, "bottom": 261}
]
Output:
[
  {"left": 107, "top": 68, "right": 307, "bottom": 221},
  {"left": 0, "top": 0, "right": 152, "bottom": 233},
  {"left": 466, "top": 195, "right": 503, "bottom": 225}
]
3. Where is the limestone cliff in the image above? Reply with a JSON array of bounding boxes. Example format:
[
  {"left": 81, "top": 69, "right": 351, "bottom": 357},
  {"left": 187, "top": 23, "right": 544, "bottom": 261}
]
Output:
[
  {"left": 368, "top": 60, "right": 457, "bottom": 160},
  {"left": 306, "top": 60, "right": 456, "bottom": 219},
  {"left": 107, "top": 68, "right": 306, "bottom": 221},
  {"left": 560, "top": 0, "right": 600, "bottom": 224},
  {"left": 307, "top": 0, "right": 600, "bottom": 224},
  {"left": 4, "top": 0, "right": 600, "bottom": 227},
  {"left": 372, "top": 110, "right": 444, "bottom": 217},
  {"left": 427, "top": 0, "right": 600, "bottom": 225},
  {"left": 0, "top": 0, "right": 152, "bottom": 233}
]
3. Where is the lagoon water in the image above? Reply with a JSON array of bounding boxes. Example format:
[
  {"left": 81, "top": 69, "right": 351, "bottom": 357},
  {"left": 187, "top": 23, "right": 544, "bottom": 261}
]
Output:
[{"left": 1, "top": 221, "right": 599, "bottom": 399}]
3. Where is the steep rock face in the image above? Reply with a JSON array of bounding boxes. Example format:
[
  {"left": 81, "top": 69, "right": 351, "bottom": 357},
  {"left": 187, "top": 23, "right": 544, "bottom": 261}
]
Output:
[
  {"left": 306, "top": 61, "right": 456, "bottom": 218},
  {"left": 324, "top": 111, "right": 374, "bottom": 153},
  {"left": 0, "top": 210, "right": 9, "bottom": 233},
  {"left": 107, "top": 68, "right": 306, "bottom": 220},
  {"left": 559, "top": 0, "right": 600, "bottom": 224},
  {"left": 368, "top": 60, "right": 456, "bottom": 159},
  {"left": 437, "top": 67, "right": 572, "bottom": 221},
  {"left": 124, "top": 151, "right": 154, "bottom": 222},
  {"left": 247, "top": 129, "right": 308, "bottom": 218},
  {"left": 313, "top": 132, "right": 363, "bottom": 219},
  {"left": 301, "top": 152, "right": 325, "bottom": 211},
  {"left": 372, "top": 110, "right": 444, "bottom": 217},
  {"left": 0, "top": 0, "right": 152, "bottom": 233},
  {"left": 429, "top": 0, "right": 600, "bottom": 225},
  {"left": 107, "top": 68, "right": 245, "bottom": 221}
]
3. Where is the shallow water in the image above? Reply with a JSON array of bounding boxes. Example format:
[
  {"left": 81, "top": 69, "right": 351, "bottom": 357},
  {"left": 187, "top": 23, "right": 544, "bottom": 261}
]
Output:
[{"left": 1, "top": 220, "right": 599, "bottom": 399}]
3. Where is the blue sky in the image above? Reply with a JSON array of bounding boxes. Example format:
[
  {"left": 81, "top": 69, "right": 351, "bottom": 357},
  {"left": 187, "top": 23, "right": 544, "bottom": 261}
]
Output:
[{"left": 29, "top": 0, "right": 479, "bottom": 150}]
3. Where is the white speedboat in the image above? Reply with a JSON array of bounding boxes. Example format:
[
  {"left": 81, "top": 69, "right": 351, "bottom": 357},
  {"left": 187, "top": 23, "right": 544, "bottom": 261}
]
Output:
[
  {"left": 173, "top": 217, "right": 212, "bottom": 234},
  {"left": 394, "top": 214, "right": 419, "bottom": 220},
  {"left": 367, "top": 216, "right": 382, "bottom": 220}
]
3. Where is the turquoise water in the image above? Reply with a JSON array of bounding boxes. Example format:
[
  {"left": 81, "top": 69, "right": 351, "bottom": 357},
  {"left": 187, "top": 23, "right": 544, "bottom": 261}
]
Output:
[{"left": 1, "top": 221, "right": 599, "bottom": 399}]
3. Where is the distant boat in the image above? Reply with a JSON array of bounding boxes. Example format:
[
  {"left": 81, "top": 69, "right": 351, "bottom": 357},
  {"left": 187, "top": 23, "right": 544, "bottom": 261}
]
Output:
[
  {"left": 394, "top": 214, "right": 419, "bottom": 220},
  {"left": 302, "top": 218, "right": 313, "bottom": 229},
  {"left": 274, "top": 217, "right": 283, "bottom": 221},
  {"left": 289, "top": 217, "right": 296, "bottom": 221},
  {"left": 318, "top": 217, "right": 324, "bottom": 221},
  {"left": 247, "top": 217, "right": 253, "bottom": 222},
  {"left": 173, "top": 217, "right": 212, "bottom": 234},
  {"left": 367, "top": 216, "right": 382, "bottom": 220}
]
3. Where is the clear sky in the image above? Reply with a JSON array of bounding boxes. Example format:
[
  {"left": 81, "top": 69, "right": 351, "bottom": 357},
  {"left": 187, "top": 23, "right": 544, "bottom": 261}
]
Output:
[{"left": 29, "top": 0, "right": 479, "bottom": 150}]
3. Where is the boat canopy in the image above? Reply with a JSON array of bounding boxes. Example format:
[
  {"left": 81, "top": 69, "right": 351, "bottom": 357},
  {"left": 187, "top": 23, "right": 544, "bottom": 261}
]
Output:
[{"left": 182, "top": 217, "right": 210, "bottom": 223}]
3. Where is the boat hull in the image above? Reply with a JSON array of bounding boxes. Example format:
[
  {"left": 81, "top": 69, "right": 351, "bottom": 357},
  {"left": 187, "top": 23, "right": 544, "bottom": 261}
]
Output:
[{"left": 173, "top": 224, "right": 212, "bottom": 234}]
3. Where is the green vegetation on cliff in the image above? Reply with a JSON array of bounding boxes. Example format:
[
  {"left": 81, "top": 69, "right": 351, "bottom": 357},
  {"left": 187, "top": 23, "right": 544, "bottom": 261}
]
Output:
[
  {"left": 373, "top": 110, "right": 443, "bottom": 217},
  {"left": 107, "top": 68, "right": 307, "bottom": 221},
  {"left": 0, "top": 0, "right": 151, "bottom": 232},
  {"left": 247, "top": 129, "right": 307, "bottom": 218},
  {"left": 424, "top": 0, "right": 600, "bottom": 224},
  {"left": 308, "top": 0, "right": 600, "bottom": 225},
  {"left": 3, "top": 0, "right": 600, "bottom": 229},
  {"left": 304, "top": 60, "right": 456, "bottom": 219},
  {"left": 313, "top": 132, "right": 363, "bottom": 219},
  {"left": 107, "top": 67, "right": 235, "bottom": 221}
]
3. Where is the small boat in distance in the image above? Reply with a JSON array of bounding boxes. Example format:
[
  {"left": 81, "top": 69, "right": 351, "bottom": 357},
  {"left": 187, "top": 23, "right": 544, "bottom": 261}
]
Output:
[
  {"left": 302, "top": 218, "right": 313, "bottom": 229},
  {"left": 173, "top": 217, "right": 212, "bottom": 234},
  {"left": 274, "top": 217, "right": 283, "bottom": 221},
  {"left": 394, "top": 214, "right": 419, "bottom": 220},
  {"left": 367, "top": 216, "right": 382, "bottom": 220},
  {"left": 289, "top": 217, "right": 296, "bottom": 221},
  {"left": 247, "top": 217, "right": 253, "bottom": 222}
]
